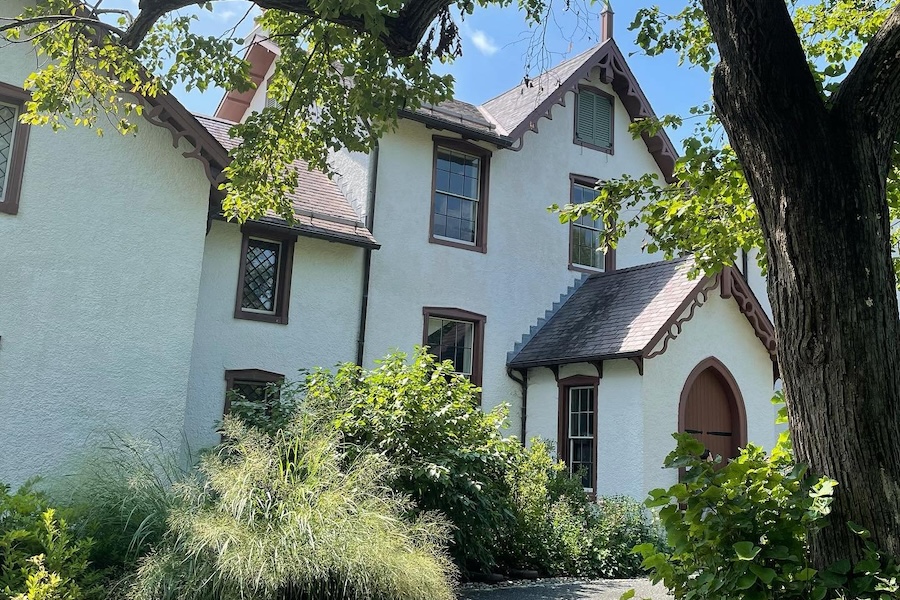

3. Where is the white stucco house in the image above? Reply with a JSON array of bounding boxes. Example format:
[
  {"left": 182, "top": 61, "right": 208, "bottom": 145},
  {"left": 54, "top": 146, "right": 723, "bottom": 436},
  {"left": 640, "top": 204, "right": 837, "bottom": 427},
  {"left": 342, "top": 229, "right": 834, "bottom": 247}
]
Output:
[{"left": 0, "top": 0, "right": 779, "bottom": 499}]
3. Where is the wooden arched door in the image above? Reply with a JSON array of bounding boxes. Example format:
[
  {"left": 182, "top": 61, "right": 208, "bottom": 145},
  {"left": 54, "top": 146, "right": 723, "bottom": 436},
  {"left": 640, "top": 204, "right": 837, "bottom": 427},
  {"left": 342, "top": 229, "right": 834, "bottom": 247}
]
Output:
[{"left": 679, "top": 358, "right": 747, "bottom": 463}]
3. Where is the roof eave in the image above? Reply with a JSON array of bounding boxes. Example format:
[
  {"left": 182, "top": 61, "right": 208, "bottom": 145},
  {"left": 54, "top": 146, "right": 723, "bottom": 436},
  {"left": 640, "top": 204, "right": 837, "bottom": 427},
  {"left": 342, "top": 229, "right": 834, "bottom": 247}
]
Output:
[
  {"left": 507, "top": 350, "right": 644, "bottom": 370},
  {"left": 398, "top": 109, "right": 513, "bottom": 148},
  {"left": 212, "top": 214, "right": 380, "bottom": 249}
]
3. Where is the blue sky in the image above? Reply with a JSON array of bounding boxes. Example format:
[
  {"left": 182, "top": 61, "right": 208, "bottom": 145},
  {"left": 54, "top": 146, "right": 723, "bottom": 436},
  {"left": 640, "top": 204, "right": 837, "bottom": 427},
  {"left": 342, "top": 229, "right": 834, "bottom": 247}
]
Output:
[{"left": 179, "top": 0, "right": 712, "bottom": 149}]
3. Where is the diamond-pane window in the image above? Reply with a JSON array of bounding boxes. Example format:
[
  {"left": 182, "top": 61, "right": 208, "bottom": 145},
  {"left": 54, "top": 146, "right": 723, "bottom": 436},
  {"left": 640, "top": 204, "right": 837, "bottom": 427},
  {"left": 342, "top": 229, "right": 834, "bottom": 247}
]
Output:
[
  {"left": 427, "top": 317, "right": 475, "bottom": 375},
  {"left": 241, "top": 238, "right": 281, "bottom": 313},
  {"left": 0, "top": 102, "right": 18, "bottom": 200}
]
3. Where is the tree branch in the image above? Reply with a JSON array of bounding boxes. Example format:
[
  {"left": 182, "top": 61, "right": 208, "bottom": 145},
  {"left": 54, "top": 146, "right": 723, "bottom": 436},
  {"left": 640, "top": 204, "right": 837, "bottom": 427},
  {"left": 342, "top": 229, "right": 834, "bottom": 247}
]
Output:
[
  {"left": 119, "top": 0, "right": 452, "bottom": 56},
  {"left": 832, "top": 4, "right": 900, "bottom": 161},
  {"left": 0, "top": 15, "right": 126, "bottom": 38}
]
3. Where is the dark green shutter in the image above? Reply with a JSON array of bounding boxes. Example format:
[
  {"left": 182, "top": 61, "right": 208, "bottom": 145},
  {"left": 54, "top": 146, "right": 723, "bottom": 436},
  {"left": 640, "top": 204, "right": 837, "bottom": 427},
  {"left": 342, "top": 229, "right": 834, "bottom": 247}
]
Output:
[
  {"left": 594, "top": 94, "right": 612, "bottom": 148},
  {"left": 576, "top": 91, "right": 595, "bottom": 143},
  {"left": 576, "top": 90, "right": 612, "bottom": 149}
]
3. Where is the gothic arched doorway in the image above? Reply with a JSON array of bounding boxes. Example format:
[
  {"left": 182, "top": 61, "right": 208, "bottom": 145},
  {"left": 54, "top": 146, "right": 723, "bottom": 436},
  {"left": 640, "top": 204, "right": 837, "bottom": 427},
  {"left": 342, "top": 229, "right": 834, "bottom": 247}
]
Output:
[{"left": 679, "top": 357, "right": 748, "bottom": 463}]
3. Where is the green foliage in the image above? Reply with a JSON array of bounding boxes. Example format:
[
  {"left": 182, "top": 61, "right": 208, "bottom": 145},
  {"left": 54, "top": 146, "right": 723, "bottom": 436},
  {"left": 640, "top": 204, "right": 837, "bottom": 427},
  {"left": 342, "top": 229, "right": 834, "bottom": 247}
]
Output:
[
  {"left": 632, "top": 432, "right": 900, "bottom": 600},
  {"left": 0, "top": 483, "right": 102, "bottom": 600},
  {"left": 503, "top": 440, "right": 665, "bottom": 577},
  {"left": 126, "top": 414, "right": 456, "bottom": 600},
  {"left": 301, "top": 348, "right": 516, "bottom": 573}
]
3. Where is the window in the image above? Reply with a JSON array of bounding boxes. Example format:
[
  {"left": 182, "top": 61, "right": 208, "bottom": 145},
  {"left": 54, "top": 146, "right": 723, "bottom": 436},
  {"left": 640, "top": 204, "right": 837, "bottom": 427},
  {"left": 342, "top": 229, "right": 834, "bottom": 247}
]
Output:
[
  {"left": 422, "top": 307, "right": 486, "bottom": 386},
  {"left": 574, "top": 86, "right": 614, "bottom": 153},
  {"left": 569, "top": 177, "right": 614, "bottom": 272},
  {"left": 223, "top": 369, "right": 284, "bottom": 415},
  {"left": 558, "top": 376, "right": 598, "bottom": 491},
  {"left": 234, "top": 227, "right": 296, "bottom": 324},
  {"left": 0, "top": 82, "right": 31, "bottom": 216},
  {"left": 430, "top": 137, "right": 490, "bottom": 252}
]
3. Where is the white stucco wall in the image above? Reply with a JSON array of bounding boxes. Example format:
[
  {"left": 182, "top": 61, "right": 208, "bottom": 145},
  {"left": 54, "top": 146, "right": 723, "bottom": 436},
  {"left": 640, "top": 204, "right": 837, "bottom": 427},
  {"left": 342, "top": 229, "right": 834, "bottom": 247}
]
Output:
[
  {"left": 361, "top": 68, "right": 665, "bottom": 435},
  {"left": 641, "top": 292, "right": 779, "bottom": 493},
  {"left": 0, "top": 4, "right": 211, "bottom": 484},
  {"left": 526, "top": 360, "right": 646, "bottom": 498},
  {"left": 185, "top": 221, "right": 365, "bottom": 450}
]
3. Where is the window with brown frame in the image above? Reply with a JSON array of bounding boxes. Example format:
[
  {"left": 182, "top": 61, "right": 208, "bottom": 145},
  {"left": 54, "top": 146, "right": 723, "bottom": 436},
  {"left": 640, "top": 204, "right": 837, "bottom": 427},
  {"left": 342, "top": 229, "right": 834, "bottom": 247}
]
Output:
[
  {"left": 569, "top": 176, "right": 615, "bottom": 272},
  {"left": 0, "top": 83, "right": 31, "bottom": 216},
  {"left": 574, "top": 85, "right": 614, "bottom": 154},
  {"left": 234, "top": 227, "right": 296, "bottom": 324},
  {"left": 223, "top": 369, "right": 284, "bottom": 415},
  {"left": 430, "top": 137, "right": 490, "bottom": 252},
  {"left": 557, "top": 375, "right": 599, "bottom": 492},
  {"left": 422, "top": 307, "right": 486, "bottom": 387}
]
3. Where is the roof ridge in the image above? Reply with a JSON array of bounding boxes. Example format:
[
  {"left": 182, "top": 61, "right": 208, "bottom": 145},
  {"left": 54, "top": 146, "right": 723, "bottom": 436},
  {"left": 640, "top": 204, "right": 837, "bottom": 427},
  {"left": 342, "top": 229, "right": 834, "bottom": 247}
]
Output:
[{"left": 586, "top": 255, "right": 693, "bottom": 279}]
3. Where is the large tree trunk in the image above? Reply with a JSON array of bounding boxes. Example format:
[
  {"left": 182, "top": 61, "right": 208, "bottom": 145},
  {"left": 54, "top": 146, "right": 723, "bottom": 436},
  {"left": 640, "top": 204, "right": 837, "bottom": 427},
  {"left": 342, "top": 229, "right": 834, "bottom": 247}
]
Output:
[{"left": 700, "top": 0, "right": 900, "bottom": 567}]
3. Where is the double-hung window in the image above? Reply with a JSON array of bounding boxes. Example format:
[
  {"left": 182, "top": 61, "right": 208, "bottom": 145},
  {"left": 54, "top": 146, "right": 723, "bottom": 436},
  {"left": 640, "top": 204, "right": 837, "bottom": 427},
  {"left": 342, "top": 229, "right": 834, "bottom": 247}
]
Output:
[
  {"left": 234, "top": 228, "right": 296, "bottom": 324},
  {"left": 558, "top": 376, "right": 598, "bottom": 492},
  {"left": 430, "top": 137, "right": 490, "bottom": 252},
  {"left": 574, "top": 86, "right": 614, "bottom": 153},
  {"left": 0, "top": 82, "right": 31, "bottom": 216},
  {"left": 569, "top": 177, "right": 614, "bottom": 272},
  {"left": 423, "top": 307, "right": 486, "bottom": 387}
]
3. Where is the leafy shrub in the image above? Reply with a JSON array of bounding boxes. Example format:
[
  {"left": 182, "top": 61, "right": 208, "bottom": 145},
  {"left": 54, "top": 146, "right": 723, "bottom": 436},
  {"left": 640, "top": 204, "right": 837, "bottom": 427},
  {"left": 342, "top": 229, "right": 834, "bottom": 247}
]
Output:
[
  {"left": 301, "top": 349, "right": 518, "bottom": 573},
  {"left": 125, "top": 414, "right": 456, "bottom": 600},
  {"left": 0, "top": 483, "right": 102, "bottom": 600},
  {"left": 634, "top": 430, "right": 900, "bottom": 600},
  {"left": 503, "top": 440, "right": 664, "bottom": 577}
]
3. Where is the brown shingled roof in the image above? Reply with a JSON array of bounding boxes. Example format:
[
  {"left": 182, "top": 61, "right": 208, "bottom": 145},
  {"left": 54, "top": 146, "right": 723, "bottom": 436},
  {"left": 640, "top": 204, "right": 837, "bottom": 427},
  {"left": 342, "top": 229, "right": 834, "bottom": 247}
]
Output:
[{"left": 195, "top": 115, "right": 378, "bottom": 249}]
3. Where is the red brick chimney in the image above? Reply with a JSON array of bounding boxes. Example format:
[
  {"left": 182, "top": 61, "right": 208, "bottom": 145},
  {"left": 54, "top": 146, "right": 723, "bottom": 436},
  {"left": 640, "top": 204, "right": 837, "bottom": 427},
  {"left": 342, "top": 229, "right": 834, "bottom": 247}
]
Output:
[{"left": 601, "top": 1, "right": 614, "bottom": 43}]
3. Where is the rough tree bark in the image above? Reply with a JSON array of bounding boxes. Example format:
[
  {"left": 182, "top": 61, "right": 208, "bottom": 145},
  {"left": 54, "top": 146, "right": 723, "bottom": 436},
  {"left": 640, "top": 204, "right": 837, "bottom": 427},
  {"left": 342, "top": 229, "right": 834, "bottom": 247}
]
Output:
[{"left": 700, "top": 0, "right": 900, "bottom": 567}]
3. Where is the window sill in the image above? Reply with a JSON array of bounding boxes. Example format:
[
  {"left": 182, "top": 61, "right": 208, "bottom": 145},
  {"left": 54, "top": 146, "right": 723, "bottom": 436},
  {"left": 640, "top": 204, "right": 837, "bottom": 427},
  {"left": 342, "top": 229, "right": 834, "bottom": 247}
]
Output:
[
  {"left": 234, "top": 309, "right": 289, "bottom": 325},
  {"left": 429, "top": 234, "right": 486, "bottom": 254},
  {"left": 569, "top": 263, "right": 605, "bottom": 275},
  {"left": 574, "top": 139, "right": 614, "bottom": 155}
]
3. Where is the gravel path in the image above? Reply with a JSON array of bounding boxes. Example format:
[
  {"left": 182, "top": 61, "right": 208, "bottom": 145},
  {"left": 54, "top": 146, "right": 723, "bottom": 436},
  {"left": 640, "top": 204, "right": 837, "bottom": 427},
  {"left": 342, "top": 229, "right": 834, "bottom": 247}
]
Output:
[{"left": 458, "top": 578, "right": 670, "bottom": 600}]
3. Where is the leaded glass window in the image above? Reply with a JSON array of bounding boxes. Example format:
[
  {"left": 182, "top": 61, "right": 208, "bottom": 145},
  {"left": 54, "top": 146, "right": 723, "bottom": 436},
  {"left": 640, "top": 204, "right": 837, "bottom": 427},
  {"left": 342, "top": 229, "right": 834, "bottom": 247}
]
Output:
[
  {"left": 433, "top": 147, "right": 480, "bottom": 244},
  {"left": 426, "top": 316, "right": 475, "bottom": 375},
  {"left": 241, "top": 238, "right": 281, "bottom": 313},
  {"left": 0, "top": 102, "right": 19, "bottom": 201},
  {"left": 568, "top": 386, "right": 595, "bottom": 490},
  {"left": 570, "top": 182, "right": 605, "bottom": 270},
  {"left": 232, "top": 380, "right": 280, "bottom": 406}
]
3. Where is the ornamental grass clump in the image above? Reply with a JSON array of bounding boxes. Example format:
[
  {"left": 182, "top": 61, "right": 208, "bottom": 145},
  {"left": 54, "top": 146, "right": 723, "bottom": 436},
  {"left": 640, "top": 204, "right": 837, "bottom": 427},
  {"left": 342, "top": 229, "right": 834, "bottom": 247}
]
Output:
[{"left": 125, "top": 414, "right": 456, "bottom": 600}]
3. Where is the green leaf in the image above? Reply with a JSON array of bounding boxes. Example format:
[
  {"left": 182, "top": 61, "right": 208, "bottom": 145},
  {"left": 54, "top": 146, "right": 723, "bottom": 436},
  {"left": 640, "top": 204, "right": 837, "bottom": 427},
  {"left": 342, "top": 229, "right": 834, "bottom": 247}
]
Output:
[
  {"left": 749, "top": 563, "right": 777, "bottom": 585},
  {"left": 733, "top": 541, "right": 762, "bottom": 561}
]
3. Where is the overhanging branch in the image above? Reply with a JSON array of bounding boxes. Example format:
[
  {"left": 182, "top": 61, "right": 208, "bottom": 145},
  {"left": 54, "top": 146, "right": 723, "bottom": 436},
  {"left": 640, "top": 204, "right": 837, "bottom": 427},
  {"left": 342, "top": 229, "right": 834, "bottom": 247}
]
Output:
[{"left": 832, "top": 4, "right": 900, "bottom": 161}]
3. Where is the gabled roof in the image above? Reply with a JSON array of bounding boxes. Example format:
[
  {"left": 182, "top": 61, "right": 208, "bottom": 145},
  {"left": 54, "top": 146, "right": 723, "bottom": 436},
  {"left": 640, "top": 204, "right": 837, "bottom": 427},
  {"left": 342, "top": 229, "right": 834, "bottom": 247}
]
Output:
[
  {"left": 196, "top": 115, "right": 378, "bottom": 248},
  {"left": 507, "top": 258, "right": 776, "bottom": 369}
]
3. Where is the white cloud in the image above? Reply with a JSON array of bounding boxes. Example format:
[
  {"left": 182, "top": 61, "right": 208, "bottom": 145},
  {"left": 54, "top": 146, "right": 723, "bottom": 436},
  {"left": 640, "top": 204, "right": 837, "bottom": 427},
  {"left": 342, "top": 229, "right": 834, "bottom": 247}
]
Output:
[{"left": 468, "top": 28, "right": 499, "bottom": 56}]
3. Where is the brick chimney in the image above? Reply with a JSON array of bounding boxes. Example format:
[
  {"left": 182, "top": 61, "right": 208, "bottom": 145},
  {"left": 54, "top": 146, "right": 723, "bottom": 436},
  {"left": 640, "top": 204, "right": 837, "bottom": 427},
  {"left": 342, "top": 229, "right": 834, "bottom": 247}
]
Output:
[{"left": 600, "top": 1, "right": 614, "bottom": 43}]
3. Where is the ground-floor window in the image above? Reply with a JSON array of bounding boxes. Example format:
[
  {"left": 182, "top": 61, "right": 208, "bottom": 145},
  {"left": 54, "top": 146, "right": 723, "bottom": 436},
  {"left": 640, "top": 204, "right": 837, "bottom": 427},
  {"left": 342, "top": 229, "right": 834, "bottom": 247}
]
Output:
[
  {"left": 223, "top": 369, "right": 284, "bottom": 417},
  {"left": 557, "top": 375, "right": 599, "bottom": 492}
]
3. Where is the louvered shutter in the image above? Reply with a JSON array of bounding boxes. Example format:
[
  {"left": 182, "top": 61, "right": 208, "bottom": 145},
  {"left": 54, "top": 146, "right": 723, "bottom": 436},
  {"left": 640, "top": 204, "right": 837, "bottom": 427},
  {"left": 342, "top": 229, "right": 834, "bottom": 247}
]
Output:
[
  {"left": 576, "top": 91, "right": 595, "bottom": 143},
  {"left": 594, "top": 94, "right": 612, "bottom": 148}
]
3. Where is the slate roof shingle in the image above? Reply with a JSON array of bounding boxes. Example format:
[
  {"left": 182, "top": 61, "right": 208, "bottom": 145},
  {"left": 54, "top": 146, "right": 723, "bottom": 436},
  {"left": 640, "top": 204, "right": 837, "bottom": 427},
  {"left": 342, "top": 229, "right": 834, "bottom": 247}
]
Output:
[
  {"left": 508, "top": 258, "right": 706, "bottom": 368},
  {"left": 195, "top": 115, "right": 378, "bottom": 248}
]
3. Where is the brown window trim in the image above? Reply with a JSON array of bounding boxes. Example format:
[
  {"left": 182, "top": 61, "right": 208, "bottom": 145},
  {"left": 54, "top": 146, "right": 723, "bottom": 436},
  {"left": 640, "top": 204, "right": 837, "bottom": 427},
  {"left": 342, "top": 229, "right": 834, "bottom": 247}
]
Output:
[
  {"left": 429, "top": 135, "right": 491, "bottom": 253},
  {"left": 223, "top": 368, "right": 284, "bottom": 415},
  {"left": 557, "top": 374, "right": 600, "bottom": 492},
  {"left": 234, "top": 224, "right": 296, "bottom": 324},
  {"left": 568, "top": 174, "right": 616, "bottom": 273},
  {"left": 0, "top": 82, "right": 32, "bottom": 216},
  {"left": 422, "top": 306, "right": 487, "bottom": 387},
  {"left": 573, "top": 84, "right": 615, "bottom": 155}
]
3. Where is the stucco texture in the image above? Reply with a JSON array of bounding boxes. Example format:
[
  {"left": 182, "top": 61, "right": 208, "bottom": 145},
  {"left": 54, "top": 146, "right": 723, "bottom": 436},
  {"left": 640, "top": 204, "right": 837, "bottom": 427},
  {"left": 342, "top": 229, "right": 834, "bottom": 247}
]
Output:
[
  {"left": 0, "top": 6, "right": 211, "bottom": 484},
  {"left": 362, "top": 68, "right": 665, "bottom": 436},
  {"left": 185, "top": 221, "right": 365, "bottom": 451}
]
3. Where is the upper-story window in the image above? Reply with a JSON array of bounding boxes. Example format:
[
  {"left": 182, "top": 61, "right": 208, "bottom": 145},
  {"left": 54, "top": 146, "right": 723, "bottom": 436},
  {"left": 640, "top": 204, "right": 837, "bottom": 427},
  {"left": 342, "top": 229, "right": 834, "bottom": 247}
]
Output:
[
  {"left": 569, "top": 177, "right": 614, "bottom": 272},
  {"left": 430, "top": 137, "right": 490, "bottom": 253},
  {"left": 0, "top": 82, "right": 32, "bottom": 216},
  {"left": 574, "top": 86, "right": 614, "bottom": 154},
  {"left": 234, "top": 228, "right": 296, "bottom": 324},
  {"left": 423, "top": 307, "right": 486, "bottom": 387}
]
